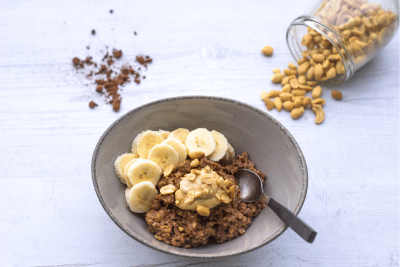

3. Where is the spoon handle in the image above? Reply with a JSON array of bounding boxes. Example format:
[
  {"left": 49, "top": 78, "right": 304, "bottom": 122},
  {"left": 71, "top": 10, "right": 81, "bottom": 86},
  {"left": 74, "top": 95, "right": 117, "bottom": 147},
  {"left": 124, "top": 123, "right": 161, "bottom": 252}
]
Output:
[{"left": 267, "top": 197, "right": 317, "bottom": 243}]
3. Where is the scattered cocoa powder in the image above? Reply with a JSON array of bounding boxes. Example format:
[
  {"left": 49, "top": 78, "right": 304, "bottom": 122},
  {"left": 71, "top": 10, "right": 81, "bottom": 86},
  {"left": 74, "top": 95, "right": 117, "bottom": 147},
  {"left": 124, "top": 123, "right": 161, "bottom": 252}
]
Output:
[
  {"left": 89, "top": 101, "right": 98, "bottom": 108},
  {"left": 113, "top": 49, "right": 122, "bottom": 59},
  {"left": 91, "top": 29, "right": 96, "bottom": 35},
  {"left": 109, "top": 9, "right": 113, "bottom": 13},
  {"left": 72, "top": 57, "right": 81, "bottom": 67},
  {"left": 134, "top": 31, "right": 137, "bottom": 35},
  {"left": 136, "top": 55, "right": 152, "bottom": 68},
  {"left": 72, "top": 47, "right": 152, "bottom": 112}
]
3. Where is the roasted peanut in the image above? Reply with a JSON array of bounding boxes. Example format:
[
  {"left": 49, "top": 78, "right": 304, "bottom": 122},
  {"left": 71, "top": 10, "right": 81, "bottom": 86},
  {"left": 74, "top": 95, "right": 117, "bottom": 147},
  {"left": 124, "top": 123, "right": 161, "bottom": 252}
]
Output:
[
  {"left": 322, "top": 59, "right": 330, "bottom": 69},
  {"left": 288, "top": 62, "right": 297, "bottom": 70},
  {"left": 306, "top": 66, "right": 315, "bottom": 80},
  {"left": 272, "top": 68, "right": 281, "bottom": 74},
  {"left": 292, "top": 89, "right": 306, "bottom": 96},
  {"left": 302, "top": 51, "right": 310, "bottom": 58},
  {"left": 283, "top": 101, "right": 294, "bottom": 111},
  {"left": 298, "top": 84, "right": 313, "bottom": 91},
  {"left": 336, "top": 61, "right": 345, "bottom": 75},
  {"left": 289, "top": 77, "right": 299, "bottom": 89},
  {"left": 263, "top": 97, "right": 274, "bottom": 110},
  {"left": 302, "top": 34, "right": 313, "bottom": 46},
  {"left": 284, "top": 69, "right": 297, "bottom": 76},
  {"left": 302, "top": 97, "right": 312, "bottom": 108},
  {"left": 298, "top": 61, "right": 311, "bottom": 75},
  {"left": 311, "top": 98, "right": 326, "bottom": 106},
  {"left": 260, "top": 91, "right": 268, "bottom": 100},
  {"left": 297, "top": 58, "right": 307, "bottom": 65},
  {"left": 326, "top": 67, "right": 337, "bottom": 79},
  {"left": 271, "top": 73, "right": 285, "bottom": 83},
  {"left": 311, "top": 54, "right": 325, "bottom": 63},
  {"left": 273, "top": 97, "right": 283, "bottom": 111},
  {"left": 160, "top": 184, "right": 176, "bottom": 195},
  {"left": 261, "top": 45, "right": 274, "bottom": 56},
  {"left": 163, "top": 164, "right": 174, "bottom": 177},
  {"left": 279, "top": 93, "right": 292, "bottom": 102},
  {"left": 312, "top": 85, "right": 322, "bottom": 99},
  {"left": 197, "top": 205, "right": 210, "bottom": 216},
  {"left": 190, "top": 158, "right": 200, "bottom": 167},
  {"left": 314, "top": 64, "right": 324, "bottom": 79},
  {"left": 331, "top": 90, "right": 343, "bottom": 100},
  {"left": 291, "top": 106, "right": 305, "bottom": 119},
  {"left": 293, "top": 97, "right": 302, "bottom": 108},
  {"left": 298, "top": 75, "right": 306, "bottom": 85},
  {"left": 267, "top": 90, "right": 281, "bottom": 98},
  {"left": 307, "top": 81, "right": 318, "bottom": 86},
  {"left": 281, "top": 76, "right": 290, "bottom": 85},
  {"left": 282, "top": 84, "right": 292, "bottom": 93},
  {"left": 312, "top": 104, "right": 325, "bottom": 124}
]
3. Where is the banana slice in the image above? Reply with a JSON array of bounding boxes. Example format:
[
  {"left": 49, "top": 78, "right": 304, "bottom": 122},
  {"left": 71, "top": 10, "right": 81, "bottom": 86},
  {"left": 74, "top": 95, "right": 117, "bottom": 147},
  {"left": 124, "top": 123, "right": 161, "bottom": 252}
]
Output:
[
  {"left": 220, "top": 142, "right": 234, "bottom": 164},
  {"left": 208, "top": 130, "right": 228, "bottom": 162},
  {"left": 125, "top": 187, "right": 131, "bottom": 205},
  {"left": 136, "top": 131, "right": 164, "bottom": 159},
  {"left": 227, "top": 143, "right": 235, "bottom": 162},
  {"left": 185, "top": 128, "right": 216, "bottom": 158},
  {"left": 157, "top": 129, "right": 171, "bottom": 139},
  {"left": 131, "top": 131, "right": 145, "bottom": 155},
  {"left": 162, "top": 138, "right": 187, "bottom": 163},
  {"left": 124, "top": 159, "right": 139, "bottom": 188},
  {"left": 126, "top": 158, "right": 162, "bottom": 186},
  {"left": 126, "top": 181, "right": 158, "bottom": 213},
  {"left": 168, "top": 128, "right": 190, "bottom": 144},
  {"left": 148, "top": 144, "right": 180, "bottom": 171},
  {"left": 114, "top": 153, "right": 139, "bottom": 184}
]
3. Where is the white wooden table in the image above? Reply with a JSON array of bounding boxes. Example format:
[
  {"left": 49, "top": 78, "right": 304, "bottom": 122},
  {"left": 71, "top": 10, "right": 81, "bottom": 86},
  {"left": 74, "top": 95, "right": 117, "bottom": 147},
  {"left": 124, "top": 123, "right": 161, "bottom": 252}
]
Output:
[{"left": 1, "top": 0, "right": 398, "bottom": 266}]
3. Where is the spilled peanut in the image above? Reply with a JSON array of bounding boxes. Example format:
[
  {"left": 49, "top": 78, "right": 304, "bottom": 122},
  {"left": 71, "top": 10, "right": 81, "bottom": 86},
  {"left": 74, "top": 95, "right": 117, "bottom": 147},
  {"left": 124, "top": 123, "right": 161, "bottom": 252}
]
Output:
[
  {"left": 312, "top": 105, "right": 325, "bottom": 124},
  {"left": 261, "top": 45, "right": 274, "bottom": 56},
  {"left": 291, "top": 106, "right": 305, "bottom": 119}
]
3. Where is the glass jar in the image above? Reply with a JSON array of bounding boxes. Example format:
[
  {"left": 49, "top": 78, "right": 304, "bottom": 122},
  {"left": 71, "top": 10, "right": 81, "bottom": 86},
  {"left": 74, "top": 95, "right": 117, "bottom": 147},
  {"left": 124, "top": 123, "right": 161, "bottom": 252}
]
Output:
[{"left": 286, "top": 0, "right": 399, "bottom": 85}]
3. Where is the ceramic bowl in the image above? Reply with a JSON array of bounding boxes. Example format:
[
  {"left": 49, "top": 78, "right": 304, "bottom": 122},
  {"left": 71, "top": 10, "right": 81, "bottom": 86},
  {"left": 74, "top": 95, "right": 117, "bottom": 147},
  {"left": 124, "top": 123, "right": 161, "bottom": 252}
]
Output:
[{"left": 92, "top": 96, "right": 308, "bottom": 258}]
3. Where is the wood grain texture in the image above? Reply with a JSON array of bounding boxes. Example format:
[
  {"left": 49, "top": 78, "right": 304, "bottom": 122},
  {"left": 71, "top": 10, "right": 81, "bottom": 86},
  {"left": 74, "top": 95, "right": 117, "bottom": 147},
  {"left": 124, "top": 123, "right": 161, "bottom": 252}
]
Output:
[{"left": 0, "top": 0, "right": 398, "bottom": 266}]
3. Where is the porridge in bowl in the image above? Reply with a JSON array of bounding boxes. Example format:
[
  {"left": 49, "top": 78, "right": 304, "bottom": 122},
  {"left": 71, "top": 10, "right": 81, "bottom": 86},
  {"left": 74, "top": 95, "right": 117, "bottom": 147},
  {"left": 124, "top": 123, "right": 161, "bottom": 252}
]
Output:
[{"left": 114, "top": 127, "right": 266, "bottom": 248}]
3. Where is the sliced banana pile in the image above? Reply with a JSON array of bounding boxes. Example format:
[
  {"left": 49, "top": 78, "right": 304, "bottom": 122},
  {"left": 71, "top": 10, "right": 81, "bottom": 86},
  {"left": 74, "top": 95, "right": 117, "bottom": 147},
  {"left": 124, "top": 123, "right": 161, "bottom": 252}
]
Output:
[{"left": 114, "top": 128, "right": 235, "bottom": 214}]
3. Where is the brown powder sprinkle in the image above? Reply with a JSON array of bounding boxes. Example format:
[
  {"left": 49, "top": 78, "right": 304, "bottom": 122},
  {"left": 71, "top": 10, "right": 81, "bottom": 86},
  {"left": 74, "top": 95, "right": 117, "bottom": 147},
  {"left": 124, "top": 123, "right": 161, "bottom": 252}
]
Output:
[
  {"left": 72, "top": 57, "right": 81, "bottom": 67},
  {"left": 113, "top": 49, "right": 122, "bottom": 59},
  {"left": 72, "top": 47, "right": 152, "bottom": 112},
  {"left": 109, "top": 9, "right": 113, "bottom": 13},
  {"left": 136, "top": 55, "right": 152, "bottom": 68},
  {"left": 89, "top": 101, "right": 98, "bottom": 108},
  {"left": 91, "top": 29, "right": 96, "bottom": 35}
]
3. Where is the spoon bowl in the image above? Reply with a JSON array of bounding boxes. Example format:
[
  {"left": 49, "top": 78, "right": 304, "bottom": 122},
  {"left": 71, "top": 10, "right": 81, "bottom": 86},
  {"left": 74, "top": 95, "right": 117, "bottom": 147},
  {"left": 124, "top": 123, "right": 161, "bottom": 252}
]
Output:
[
  {"left": 236, "top": 169, "right": 268, "bottom": 203},
  {"left": 235, "top": 169, "right": 317, "bottom": 243}
]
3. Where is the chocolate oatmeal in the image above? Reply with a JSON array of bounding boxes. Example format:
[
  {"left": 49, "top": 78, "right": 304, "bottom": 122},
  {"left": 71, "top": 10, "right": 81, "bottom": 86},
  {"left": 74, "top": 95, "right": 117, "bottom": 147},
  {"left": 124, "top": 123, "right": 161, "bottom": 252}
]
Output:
[{"left": 145, "top": 152, "right": 266, "bottom": 248}]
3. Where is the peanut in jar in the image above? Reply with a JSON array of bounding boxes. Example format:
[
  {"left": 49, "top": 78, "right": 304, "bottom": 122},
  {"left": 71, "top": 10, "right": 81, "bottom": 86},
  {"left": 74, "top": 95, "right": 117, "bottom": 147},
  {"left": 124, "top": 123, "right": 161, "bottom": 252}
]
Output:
[{"left": 286, "top": 0, "right": 399, "bottom": 85}]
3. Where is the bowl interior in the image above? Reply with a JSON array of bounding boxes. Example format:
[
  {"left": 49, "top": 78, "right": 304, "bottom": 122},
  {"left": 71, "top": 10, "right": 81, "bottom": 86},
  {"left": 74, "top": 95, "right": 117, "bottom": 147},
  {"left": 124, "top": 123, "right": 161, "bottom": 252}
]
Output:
[{"left": 92, "top": 96, "right": 307, "bottom": 258}]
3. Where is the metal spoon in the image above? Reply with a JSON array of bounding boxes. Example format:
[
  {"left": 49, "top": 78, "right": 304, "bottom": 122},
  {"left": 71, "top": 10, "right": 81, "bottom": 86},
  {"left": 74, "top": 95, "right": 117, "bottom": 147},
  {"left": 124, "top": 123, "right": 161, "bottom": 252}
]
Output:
[{"left": 235, "top": 169, "right": 317, "bottom": 243}]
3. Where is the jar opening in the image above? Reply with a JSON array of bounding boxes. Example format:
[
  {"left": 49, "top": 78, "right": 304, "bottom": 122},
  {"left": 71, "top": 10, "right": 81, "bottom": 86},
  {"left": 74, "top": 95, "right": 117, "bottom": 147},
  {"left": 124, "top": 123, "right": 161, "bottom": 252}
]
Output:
[{"left": 287, "top": 16, "right": 355, "bottom": 86}]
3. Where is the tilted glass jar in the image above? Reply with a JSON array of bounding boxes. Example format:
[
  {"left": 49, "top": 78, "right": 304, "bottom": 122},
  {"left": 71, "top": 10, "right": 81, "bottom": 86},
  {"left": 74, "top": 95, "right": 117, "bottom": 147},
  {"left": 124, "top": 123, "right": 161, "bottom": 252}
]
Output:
[{"left": 286, "top": 0, "right": 399, "bottom": 85}]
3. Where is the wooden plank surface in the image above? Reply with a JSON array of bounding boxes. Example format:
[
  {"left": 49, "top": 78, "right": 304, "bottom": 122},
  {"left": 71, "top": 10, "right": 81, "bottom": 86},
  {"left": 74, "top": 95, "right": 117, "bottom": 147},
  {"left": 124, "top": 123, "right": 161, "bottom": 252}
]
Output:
[{"left": 0, "top": 0, "right": 398, "bottom": 266}]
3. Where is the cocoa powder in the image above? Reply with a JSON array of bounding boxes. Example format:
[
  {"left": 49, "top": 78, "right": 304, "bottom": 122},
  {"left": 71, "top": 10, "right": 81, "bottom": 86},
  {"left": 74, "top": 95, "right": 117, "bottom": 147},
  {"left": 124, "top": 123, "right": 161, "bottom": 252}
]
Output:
[
  {"left": 72, "top": 47, "right": 152, "bottom": 112},
  {"left": 136, "top": 55, "right": 152, "bottom": 68},
  {"left": 113, "top": 49, "right": 122, "bottom": 59},
  {"left": 89, "top": 101, "right": 98, "bottom": 108}
]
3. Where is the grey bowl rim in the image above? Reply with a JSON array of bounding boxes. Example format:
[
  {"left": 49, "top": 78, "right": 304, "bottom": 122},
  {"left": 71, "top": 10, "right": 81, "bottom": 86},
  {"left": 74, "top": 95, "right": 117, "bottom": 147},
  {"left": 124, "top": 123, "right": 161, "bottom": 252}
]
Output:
[{"left": 91, "top": 95, "right": 308, "bottom": 258}]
